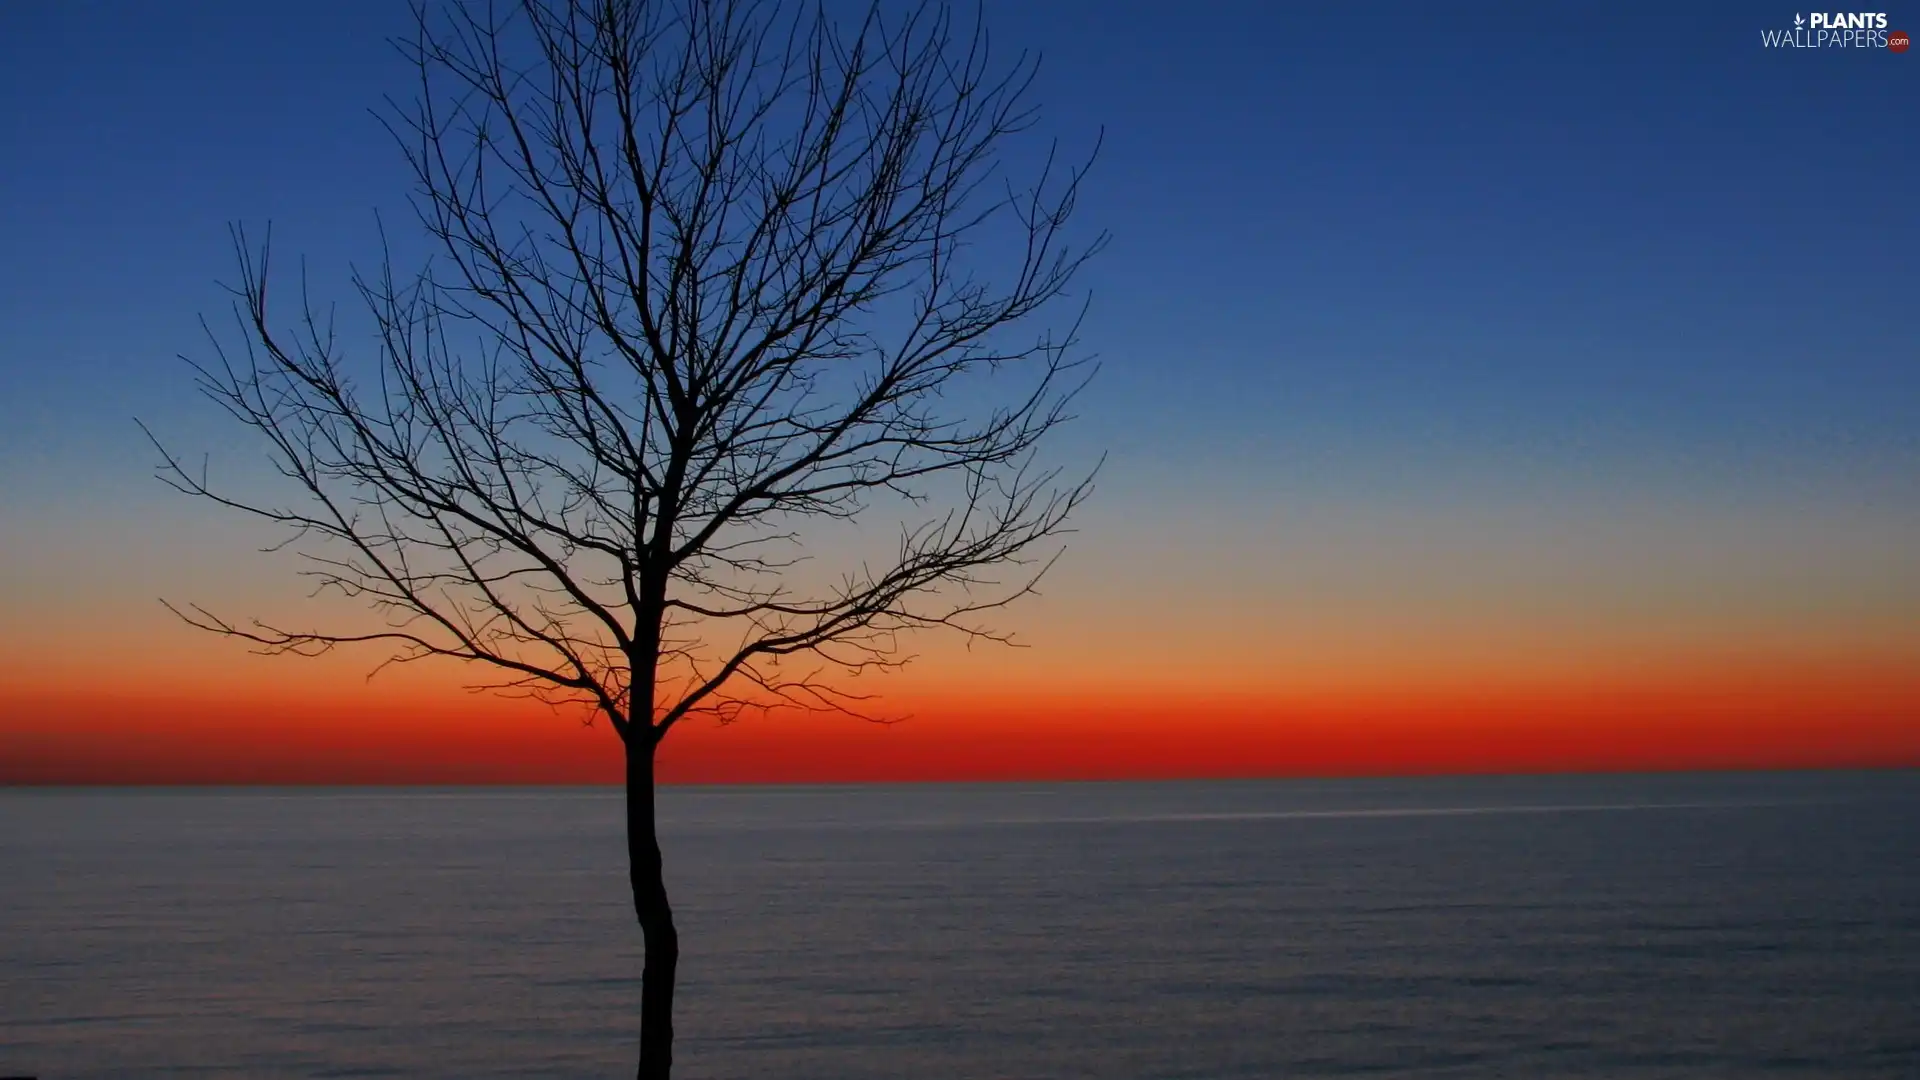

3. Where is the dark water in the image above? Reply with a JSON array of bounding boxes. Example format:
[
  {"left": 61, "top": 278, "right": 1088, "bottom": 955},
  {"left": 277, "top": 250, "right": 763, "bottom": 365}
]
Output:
[{"left": 3, "top": 772, "right": 1916, "bottom": 1078}]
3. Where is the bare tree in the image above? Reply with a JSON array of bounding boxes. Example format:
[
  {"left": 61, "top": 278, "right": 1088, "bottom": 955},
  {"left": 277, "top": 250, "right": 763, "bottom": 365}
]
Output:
[{"left": 143, "top": 0, "right": 1100, "bottom": 1075}]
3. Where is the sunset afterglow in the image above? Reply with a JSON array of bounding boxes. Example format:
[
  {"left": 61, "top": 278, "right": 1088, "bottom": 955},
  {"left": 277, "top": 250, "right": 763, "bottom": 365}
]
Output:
[{"left": 3, "top": 2, "right": 1915, "bottom": 785}]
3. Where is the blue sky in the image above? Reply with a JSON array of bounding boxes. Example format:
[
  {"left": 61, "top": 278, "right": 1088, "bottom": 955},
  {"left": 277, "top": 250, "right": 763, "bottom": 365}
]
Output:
[{"left": 4, "top": 2, "right": 1913, "bottom": 502}]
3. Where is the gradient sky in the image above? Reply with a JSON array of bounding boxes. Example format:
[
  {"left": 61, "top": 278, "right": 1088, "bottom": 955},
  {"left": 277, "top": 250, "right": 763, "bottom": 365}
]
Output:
[{"left": 2, "top": 1, "right": 1916, "bottom": 783}]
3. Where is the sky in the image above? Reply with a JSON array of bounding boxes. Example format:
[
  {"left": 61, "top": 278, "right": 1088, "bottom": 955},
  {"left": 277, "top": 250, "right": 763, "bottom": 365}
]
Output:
[{"left": 2, "top": 1, "right": 1916, "bottom": 783}]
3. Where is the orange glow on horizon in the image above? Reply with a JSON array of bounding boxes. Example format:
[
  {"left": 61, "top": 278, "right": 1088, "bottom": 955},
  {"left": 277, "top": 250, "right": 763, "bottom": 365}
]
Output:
[{"left": 4, "top": 658, "right": 1915, "bottom": 785}]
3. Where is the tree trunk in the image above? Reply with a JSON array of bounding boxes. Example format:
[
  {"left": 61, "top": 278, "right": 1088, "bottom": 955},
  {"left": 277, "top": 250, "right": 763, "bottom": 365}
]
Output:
[{"left": 627, "top": 734, "right": 678, "bottom": 1080}]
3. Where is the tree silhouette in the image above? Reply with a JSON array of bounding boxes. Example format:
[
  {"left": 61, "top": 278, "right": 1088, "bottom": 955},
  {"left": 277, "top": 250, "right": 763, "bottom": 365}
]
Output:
[{"left": 143, "top": 0, "right": 1101, "bottom": 1075}]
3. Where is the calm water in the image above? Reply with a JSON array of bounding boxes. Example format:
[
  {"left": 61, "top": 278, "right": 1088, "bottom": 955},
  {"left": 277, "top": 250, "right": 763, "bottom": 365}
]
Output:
[{"left": 3, "top": 772, "right": 1916, "bottom": 1078}]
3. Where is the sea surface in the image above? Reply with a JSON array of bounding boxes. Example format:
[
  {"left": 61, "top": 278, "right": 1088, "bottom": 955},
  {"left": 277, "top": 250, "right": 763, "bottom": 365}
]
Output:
[{"left": 2, "top": 772, "right": 1916, "bottom": 1078}]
